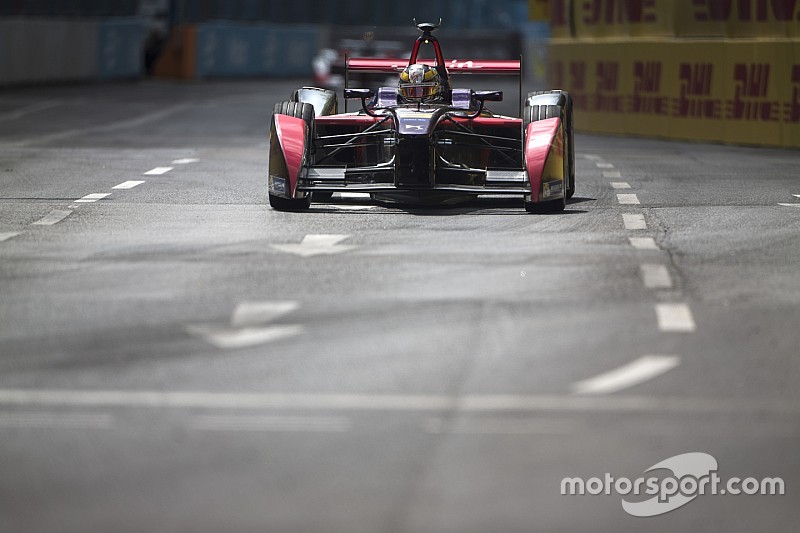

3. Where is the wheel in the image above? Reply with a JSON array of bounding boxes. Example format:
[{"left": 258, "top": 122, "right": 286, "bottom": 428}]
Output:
[
  {"left": 269, "top": 101, "right": 315, "bottom": 211},
  {"left": 523, "top": 101, "right": 568, "bottom": 213},
  {"left": 525, "top": 90, "right": 575, "bottom": 199}
]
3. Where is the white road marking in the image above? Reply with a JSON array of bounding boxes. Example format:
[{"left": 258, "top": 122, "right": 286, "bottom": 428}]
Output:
[
  {"left": 629, "top": 237, "right": 658, "bottom": 250},
  {"left": 0, "top": 100, "right": 62, "bottom": 122},
  {"left": 0, "top": 232, "right": 22, "bottom": 242},
  {"left": 338, "top": 192, "right": 372, "bottom": 199},
  {"left": 571, "top": 355, "right": 681, "bottom": 395},
  {"left": 794, "top": 194, "right": 800, "bottom": 198},
  {"left": 32, "top": 209, "right": 72, "bottom": 225},
  {"left": 75, "top": 193, "right": 110, "bottom": 203},
  {"left": 584, "top": 154, "right": 604, "bottom": 160},
  {"left": 617, "top": 193, "right": 640, "bottom": 205},
  {"left": 143, "top": 167, "right": 173, "bottom": 175},
  {"left": 171, "top": 158, "right": 199, "bottom": 164},
  {"left": 610, "top": 182, "right": 631, "bottom": 189},
  {"left": 191, "top": 414, "right": 351, "bottom": 433},
  {"left": 230, "top": 301, "right": 299, "bottom": 328},
  {"left": 0, "top": 412, "right": 112, "bottom": 429},
  {"left": 271, "top": 234, "right": 357, "bottom": 257},
  {"left": 187, "top": 324, "right": 302, "bottom": 350},
  {"left": 656, "top": 303, "right": 696, "bottom": 332},
  {"left": 425, "top": 417, "right": 576, "bottom": 435},
  {"left": 112, "top": 180, "right": 145, "bottom": 190},
  {"left": 640, "top": 264, "right": 673, "bottom": 289},
  {"left": 778, "top": 203, "right": 800, "bottom": 207},
  {"left": 596, "top": 162, "right": 615, "bottom": 168},
  {"left": 622, "top": 213, "right": 647, "bottom": 230},
  {"left": 188, "top": 301, "right": 302, "bottom": 350},
  {"left": 0, "top": 389, "right": 796, "bottom": 415},
  {"left": 603, "top": 171, "right": 622, "bottom": 178}
]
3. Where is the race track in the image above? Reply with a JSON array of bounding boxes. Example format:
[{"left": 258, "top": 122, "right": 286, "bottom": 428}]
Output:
[{"left": 0, "top": 79, "right": 798, "bottom": 532}]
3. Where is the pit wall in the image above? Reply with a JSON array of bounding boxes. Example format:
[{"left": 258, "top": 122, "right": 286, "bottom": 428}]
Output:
[{"left": 548, "top": 0, "right": 800, "bottom": 148}]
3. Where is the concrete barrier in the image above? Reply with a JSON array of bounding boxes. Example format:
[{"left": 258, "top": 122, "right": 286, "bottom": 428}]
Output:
[{"left": 0, "top": 17, "right": 146, "bottom": 86}]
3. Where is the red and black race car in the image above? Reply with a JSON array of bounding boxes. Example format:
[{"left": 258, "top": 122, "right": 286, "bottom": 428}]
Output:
[{"left": 268, "top": 20, "right": 575, "bottom": 213}]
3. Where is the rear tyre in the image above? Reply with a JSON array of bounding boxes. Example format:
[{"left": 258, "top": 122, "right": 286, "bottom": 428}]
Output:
[{"left": 269, "top": 101, "right": 314, "bottom": 211}]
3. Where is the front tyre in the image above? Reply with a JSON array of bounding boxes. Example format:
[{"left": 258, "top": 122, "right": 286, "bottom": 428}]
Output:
[{"left": 269, "top": 101, "right": 315, "bottom": 211}]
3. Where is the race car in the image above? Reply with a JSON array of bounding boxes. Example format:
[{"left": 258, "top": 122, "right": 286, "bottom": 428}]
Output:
[{"left": 268, "top": 20, "right": 575, "bottom": 213}]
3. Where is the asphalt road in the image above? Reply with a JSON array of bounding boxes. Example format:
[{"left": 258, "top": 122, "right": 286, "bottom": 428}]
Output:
[{"left": 0, "top": 79, "right": 798, "bottom": 532}]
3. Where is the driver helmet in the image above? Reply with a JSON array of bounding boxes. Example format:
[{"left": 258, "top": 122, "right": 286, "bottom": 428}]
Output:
[{"left": 399, "top": 63, "right": 442, "bottom": 102}]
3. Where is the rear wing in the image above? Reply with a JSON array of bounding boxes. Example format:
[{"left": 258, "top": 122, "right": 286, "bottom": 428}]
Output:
[
  {"left": 345, "top": 56, "right": 524, "bottom": 117},
  {"left": 346, "top": 58, "right": 521, "bottom": 75}
]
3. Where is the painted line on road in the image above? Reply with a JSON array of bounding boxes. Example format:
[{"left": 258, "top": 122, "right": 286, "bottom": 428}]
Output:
[
  {"left": 622, "top": 213, "right": 647, "bottom": 230},
  {"left": 603, "top": 171, "right": 622, "bottom": 178},
  {"left": 640, "top": 264, "right": 673, "bottom": 289},
  {"left": 230, "top": 301, "right": 299, "bottom": 328},
  {"left": 596, "top": 162, "right": 615, "bottom": 169},
  {"left": 425, "top": 417, "right": 576, "bottom": 435},
  {"left": 326, "top": 205, "right": 376, "bottom": 211},
  {"left": 617, "top": 193, "right": 640, "bottom": 205},
  {"left": 171, "top": 158, "right": 199, "bottom": 164},
  {"left": 75, "top": 193, "right": 110, "bottom": 203},
  {"left": 629, "top": 237, "right": 659, "bottom": 250},
  {"left": 0, "top": 389, "right": 797, "bottom": 415},
  {"left": 610, "top": 182, "right": 631, "bottom": 189},
  {"left": 32, "top": 209, "right": 72, "bottom": 226},
  {"left": 112, "top": 180, "right": 145, "bottom": 190},
  {"left": 143, "top": 167, "right": 173, "bottom": 176},
  {"left": 0, "top": 231, "right": 23, "bottom": 242},
  {"left": 656, "top": 303, "right": 696, "bottom": 332},
  {"left": 0, "top": 412, "right": 113, "bottom": 429},
  {"left": 778, "top": 203, "right": 800, "bottom": 207},
  {"left": 271, "top": 234, "right": 357, "bottom": 257},
  {"left": 583, "top": 154, "right": 604, "bottom": 160},
  {"left": 571, "top": 355, "right": 681, "bottom": 395},
  {"left": 187, "top": 324, "right": 303, "bottom": 350},
  {"left": 191, "top": 414, "right": 351, "bottom": 433},
  {"left": 339, "top": 192, "right": 372, "bottom": 199},
  {"left": 0, "top": 100, "right": 62, "bottom": 122}
]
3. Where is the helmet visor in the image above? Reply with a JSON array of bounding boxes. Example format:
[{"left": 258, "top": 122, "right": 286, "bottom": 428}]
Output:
[{"left": 400, "top": 82, "right": 439, "bottom": 99}]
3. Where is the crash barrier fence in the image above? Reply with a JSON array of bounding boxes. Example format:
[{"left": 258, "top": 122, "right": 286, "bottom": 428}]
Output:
[
  {"left": 548, "top": 0, "right": 800, "bottom": 147},
  {"left": 0, "top": 18, "right": 145, "bottom": 86}
]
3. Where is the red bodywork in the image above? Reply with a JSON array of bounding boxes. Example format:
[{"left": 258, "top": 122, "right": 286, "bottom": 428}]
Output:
[{"left": 273, "top": 114, "right": 308, "bottom": 197}]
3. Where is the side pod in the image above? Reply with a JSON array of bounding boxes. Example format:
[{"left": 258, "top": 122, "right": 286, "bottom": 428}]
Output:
[
  {"left": 269, "top": 114, "right": 308, "bottom": 198},
  {"left": 524, "top": 117, "right": 564, "bottom": 203}
]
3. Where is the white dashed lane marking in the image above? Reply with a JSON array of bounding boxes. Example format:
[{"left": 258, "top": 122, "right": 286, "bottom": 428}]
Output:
[
  {"left": 596, "top": 162, "right": 615, "bottom": 168},
  {"left": 171, "top": 158, "right": 199, "bottom": 164},
  {"left": 617, "top": 193, "right": 640, "bottom": 205},
  {"left": 622, "top": 214, "right": 647, "bottom": 230},
  {"left": 190, "top": 414, "right": 351, "bottom": 433},
  {"left": 610, "top": 182, "right": 631, "bottom": 189},
  {"left": 629, "top": 237, "right": 658, "bottom": 250},
  {"left": 571, "top": 355, "right": 681, "bottom": 395},
  {"left": 603, "top": 171, "right": 622, "bottom": 178},
  {"left": 75, "top": 193, "right": 110, "bottom": 203},
  {"left": 271, "top": 234, "right": 357, "bottom": 257},
  {"left": 32, "top": 209, "right": 72, "bottom": 226},
  {"left": 112, "top": 180, "right": 145, "bottom": 190},
  {"left": 656, "top": 303, "right": 696, "bottom": 332},
  {"left": 640, "top": 264, "right": 673, "bottom": 289},
  {"left": 0, "top": 232, "right": 22, "bottom": 242},
  {"left": 0, "top": 412, "right": 113, "bottom": 429},
  {"left": 143, "top": 167, "right": 173, "bottom": 175}
]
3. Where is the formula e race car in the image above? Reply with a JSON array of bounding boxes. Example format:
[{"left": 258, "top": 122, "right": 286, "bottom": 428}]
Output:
[{"left": 268, "top": 20, "right": 575, "bottom": 213}]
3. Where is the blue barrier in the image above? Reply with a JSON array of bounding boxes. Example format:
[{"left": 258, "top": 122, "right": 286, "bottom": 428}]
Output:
[
  {"left": 195, "top": 23, "right": 319, "bottom": 78},
  {"left": 97, "top": 18, "right": 146, "bottom": 79}
]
